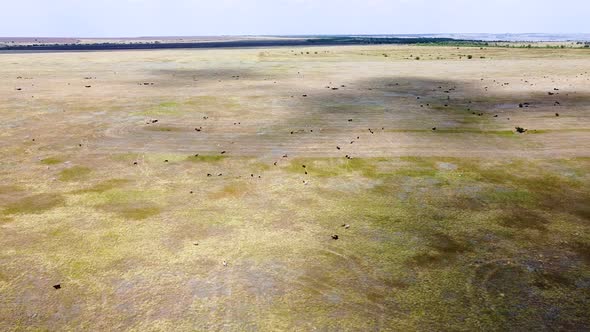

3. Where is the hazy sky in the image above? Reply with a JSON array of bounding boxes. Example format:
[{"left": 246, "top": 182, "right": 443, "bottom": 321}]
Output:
[{"left": 1, "top": 0, "right": 588, "bottom": 37}]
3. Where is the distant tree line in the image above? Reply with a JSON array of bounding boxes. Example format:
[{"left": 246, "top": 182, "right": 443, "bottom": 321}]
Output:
[{"left": 1, "top": 37, "right": 588, "bottom": 52}]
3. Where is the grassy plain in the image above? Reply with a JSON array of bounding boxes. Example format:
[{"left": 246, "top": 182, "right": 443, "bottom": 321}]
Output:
[{"left": 0, "top": 45, "right": 589, "bottom": 330}]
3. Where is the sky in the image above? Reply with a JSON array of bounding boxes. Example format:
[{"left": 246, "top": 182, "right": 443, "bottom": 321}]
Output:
[{"left": 1, "top": 0, "right": 589, "bottom": 37}]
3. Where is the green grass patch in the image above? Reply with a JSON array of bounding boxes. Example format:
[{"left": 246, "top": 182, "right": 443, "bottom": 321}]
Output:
[
  {"left": 158, "top": 101, "right": 178, "bottom": 108},
  {"left": 111, "top": 153, "right": 141, "bottom": 162},
  {"left": 399, "top": 156, "right": 438, "bottom": 168},
  {"left": 40, "top": 157, "right": 63, "bottom": 165},
  {"left": 73, "top": 179, "right": 131, "bottom": 194},
  {"left": 395, "top": 168, "right": 438, "bottom": 177},
  {"left": 250, "top": 162, "right": 272, "bottom": 172},
  {"left": 286, "top": 157, "right": 384, "bottom": 178},
  {"left": 483, "top": 187, "right": 535, "bottom": 204},
  {"left": 3, "top": 193, "right": 65, "bottom": 215},
  {"left": 136, "top": 101, "right": 182, "bottom": 116},
  {"left": 84, "top": 188, "right": 163, "bottom": 220},
  {"left": 59, "top": 166, "right": 92, "bottom": 181},
  {"left": 185, "top": 154, "right": 228, "bottom": 163}
]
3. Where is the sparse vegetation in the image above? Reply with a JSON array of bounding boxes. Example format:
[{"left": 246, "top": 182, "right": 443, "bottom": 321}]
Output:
[{"left": 0, "top": 44, "right": 589, "bottom": 331}]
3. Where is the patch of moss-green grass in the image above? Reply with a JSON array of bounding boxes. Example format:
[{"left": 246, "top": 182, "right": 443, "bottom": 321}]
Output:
[
  {"left": 59, "top": 166, "right": 92, "bottom": 181},
  {"left": 185, "top": 154, "right": 228, "bottom": 163},
  {"left": 3, "top": 193, "right": 65, "bottom": 215},
  {"left": 40, "top": 157, "right": 63, "bottom": 165}
]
